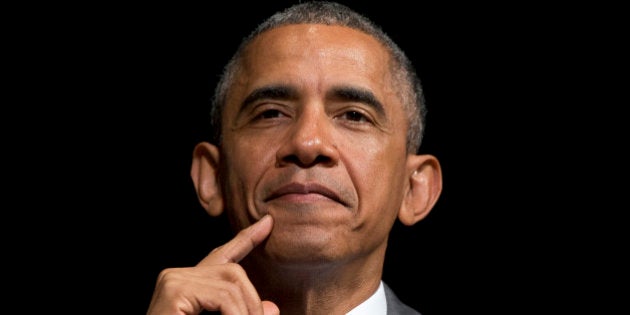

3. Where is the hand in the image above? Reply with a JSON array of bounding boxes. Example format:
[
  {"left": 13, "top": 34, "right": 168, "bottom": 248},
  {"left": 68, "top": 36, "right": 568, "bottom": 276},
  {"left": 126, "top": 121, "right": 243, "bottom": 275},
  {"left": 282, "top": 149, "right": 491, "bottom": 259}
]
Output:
[{"left": 146, "top": 215, "right": 279, "bottom": 315}]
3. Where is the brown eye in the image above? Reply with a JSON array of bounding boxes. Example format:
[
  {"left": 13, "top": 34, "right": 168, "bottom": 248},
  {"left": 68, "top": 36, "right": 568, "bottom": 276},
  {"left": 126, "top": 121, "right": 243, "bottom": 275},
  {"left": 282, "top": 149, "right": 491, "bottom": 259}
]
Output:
[
  {"left": 258, "top": 109, "right": 284, "bottom": 119},
  {"left": 342, "top": 111, "right": 368, "bottom": 122}
]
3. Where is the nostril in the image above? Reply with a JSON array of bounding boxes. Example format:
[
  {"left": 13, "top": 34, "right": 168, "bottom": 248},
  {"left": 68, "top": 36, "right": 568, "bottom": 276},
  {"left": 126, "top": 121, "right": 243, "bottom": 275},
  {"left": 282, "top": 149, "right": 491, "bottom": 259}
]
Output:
[
  {"left": 280, "top": 155, "right": 301, "bottom": 167},
  {"left": 313, "top": 155, "right": 333, "bottom": 165}
]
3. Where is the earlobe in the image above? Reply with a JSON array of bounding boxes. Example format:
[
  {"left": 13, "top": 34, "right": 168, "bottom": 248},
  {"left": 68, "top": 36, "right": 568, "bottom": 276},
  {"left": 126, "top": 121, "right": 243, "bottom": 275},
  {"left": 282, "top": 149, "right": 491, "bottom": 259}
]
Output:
[
  {"left": 399, "top": 154, "right": 443, "bottom": 226},
  {"left": 190, "top": 142, "right": 224, "bottom": 217}
]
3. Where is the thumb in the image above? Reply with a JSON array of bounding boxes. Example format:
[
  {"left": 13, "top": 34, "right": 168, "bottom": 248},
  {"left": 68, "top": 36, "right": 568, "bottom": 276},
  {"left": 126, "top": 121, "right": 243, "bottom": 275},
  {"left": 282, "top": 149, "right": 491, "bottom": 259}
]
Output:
[{"left": 262, "top": 300, "right": 280, "bottom": 315}]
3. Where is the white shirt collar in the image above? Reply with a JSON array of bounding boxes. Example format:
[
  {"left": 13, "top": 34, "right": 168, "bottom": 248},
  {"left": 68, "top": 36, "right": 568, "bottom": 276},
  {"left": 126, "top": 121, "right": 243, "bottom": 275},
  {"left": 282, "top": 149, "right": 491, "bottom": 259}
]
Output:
[{"left": 346, "top": 281, "right": 387, "bottom": 315}]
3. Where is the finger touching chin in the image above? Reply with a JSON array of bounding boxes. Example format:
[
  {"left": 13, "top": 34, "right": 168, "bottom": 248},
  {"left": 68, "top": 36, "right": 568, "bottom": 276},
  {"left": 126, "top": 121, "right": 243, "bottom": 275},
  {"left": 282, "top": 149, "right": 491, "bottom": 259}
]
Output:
[{"left": 262, "top": 300, "right": 280, "bottom": 315}]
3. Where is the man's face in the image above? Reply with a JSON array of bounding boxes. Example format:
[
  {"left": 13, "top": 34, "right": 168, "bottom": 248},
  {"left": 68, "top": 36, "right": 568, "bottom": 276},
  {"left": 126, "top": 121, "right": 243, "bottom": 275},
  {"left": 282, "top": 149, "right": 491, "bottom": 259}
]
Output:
[{"left": 219, "top": 24, "right": 411, "bottom": 265}]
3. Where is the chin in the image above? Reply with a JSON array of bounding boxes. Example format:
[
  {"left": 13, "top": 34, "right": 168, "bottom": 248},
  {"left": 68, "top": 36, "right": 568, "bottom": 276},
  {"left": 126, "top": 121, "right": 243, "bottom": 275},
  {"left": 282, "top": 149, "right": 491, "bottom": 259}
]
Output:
[{"left": 262, "top": 227, "right": 343, "bottom": 266}]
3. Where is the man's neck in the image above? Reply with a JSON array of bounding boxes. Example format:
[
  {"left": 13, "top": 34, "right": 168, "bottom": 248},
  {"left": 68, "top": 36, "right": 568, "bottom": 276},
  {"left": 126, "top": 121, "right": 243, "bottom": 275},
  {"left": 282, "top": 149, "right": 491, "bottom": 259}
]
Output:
[{"left": 242, "top": 253, "right": 384, "bottom": 314}]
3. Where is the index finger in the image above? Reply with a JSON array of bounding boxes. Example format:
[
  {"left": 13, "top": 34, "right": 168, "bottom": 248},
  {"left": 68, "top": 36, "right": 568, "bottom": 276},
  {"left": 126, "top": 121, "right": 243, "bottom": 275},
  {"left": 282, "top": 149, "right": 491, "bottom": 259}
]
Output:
[{"left": 198, "top": 214, "right": 273, "bottom": 266}]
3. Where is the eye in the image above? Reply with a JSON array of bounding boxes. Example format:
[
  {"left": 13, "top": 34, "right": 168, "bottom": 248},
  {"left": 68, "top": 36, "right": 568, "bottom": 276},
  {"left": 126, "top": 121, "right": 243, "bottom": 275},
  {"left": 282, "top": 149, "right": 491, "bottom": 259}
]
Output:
[
  {"left": 256, "top": 109, "right": 286, "bottom": 120},
  {"left": 340, "top": 110, "right": 369, "bottom": 123}
]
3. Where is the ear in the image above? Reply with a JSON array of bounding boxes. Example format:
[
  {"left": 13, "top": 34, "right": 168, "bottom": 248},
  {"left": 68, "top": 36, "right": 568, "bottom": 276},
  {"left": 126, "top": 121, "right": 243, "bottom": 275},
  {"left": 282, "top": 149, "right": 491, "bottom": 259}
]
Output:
[
  {"left": 398, "top": 154, "right": 443, "bottom": 226},
  {"left": 190, "top": 142, "right": 224, "bottom": 217}
]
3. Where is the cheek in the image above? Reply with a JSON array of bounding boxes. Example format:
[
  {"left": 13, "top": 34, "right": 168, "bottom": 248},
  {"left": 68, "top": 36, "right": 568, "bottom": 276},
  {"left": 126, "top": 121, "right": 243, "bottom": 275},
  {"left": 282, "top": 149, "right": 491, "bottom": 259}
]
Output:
[
  {"left": 347, "top": 141, "right": 407, "bottom": 210},
  {"left": 222, "top": 140, "right": 278, "bottom": 229},
  {"left": 224, "top": 140, "right": 275, "bottom": 190},
  {"left": 346, "top": 147, "right": 405, "bottom": 245},
  {"left": 231, "top": 143, "right": 265, "bottom": 171},
  {"left": 352, "top": 125, "right": 408, "bottom": 215}
]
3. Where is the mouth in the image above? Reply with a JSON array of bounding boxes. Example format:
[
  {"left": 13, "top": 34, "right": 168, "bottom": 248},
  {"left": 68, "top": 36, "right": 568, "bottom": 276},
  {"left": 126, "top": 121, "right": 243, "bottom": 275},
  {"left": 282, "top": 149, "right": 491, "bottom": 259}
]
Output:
[{"left": 264, "top": 182, "right": 348, "bottom": 207}]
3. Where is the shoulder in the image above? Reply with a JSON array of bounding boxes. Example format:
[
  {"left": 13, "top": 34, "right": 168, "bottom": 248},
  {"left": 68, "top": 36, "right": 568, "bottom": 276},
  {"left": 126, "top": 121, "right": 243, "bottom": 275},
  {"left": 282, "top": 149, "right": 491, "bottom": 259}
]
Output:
[{"left": 383, "top": 282, "right": 422, "bottom": 315}]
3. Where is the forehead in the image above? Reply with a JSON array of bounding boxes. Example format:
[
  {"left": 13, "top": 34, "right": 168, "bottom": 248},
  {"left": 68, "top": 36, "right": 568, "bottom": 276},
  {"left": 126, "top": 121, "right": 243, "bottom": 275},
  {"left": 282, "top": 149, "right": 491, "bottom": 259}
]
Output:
[
  {"left": 246, "top": 23, "right": 389, "bottom": 61},
  {"left": 236, "top": 24, "right": 397, "bottom": 98}
]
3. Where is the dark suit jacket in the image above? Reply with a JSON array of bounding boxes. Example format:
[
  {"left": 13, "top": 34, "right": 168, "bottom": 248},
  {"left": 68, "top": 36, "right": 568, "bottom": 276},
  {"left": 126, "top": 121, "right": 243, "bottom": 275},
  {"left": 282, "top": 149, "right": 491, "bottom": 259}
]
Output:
[{"left": 383, "top": 282, "right": 421, "bottom": 315}]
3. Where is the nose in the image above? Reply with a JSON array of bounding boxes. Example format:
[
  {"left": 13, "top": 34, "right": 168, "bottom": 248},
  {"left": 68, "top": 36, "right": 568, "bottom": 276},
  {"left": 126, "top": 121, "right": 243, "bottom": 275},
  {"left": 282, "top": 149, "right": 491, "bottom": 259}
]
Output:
[{"left": 276, "top": 107, "right": 339, "bottom": 168}]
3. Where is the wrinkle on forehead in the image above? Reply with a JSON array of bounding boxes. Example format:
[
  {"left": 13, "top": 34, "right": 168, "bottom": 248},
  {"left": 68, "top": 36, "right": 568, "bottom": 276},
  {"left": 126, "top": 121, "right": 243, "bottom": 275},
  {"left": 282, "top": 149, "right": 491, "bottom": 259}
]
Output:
[
  {"left": 238, "top": 24, "right": 394, "bottom": 98},
  {"left": 245, "top": 24, "right": 389, "bottom": 74}
]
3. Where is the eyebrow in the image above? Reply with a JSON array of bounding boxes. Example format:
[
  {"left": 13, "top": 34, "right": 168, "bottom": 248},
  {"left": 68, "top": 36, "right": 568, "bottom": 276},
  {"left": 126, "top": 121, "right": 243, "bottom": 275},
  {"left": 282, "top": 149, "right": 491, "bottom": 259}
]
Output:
[
  {"left": 241, "top": 85, "right": 298, "bottom": 110},
  {"left": 239, "top": 84, "right": 385, "bottom": 116},
  {"left": 328, "top": 86, "right": 385, "bottom": 116}
]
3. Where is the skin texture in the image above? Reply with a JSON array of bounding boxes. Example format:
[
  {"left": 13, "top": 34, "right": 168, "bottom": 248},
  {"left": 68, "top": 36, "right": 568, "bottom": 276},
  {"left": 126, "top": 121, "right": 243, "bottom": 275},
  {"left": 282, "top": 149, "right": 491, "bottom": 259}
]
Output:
[{"left": 147, "top": 24, "right": 442, "bottom": 315}]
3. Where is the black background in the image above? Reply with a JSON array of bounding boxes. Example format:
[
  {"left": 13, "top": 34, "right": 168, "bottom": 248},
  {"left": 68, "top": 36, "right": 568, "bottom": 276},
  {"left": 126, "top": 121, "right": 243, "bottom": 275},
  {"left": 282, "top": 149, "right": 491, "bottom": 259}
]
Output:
[{"left": 20, "top": 1, "right": 600, "bottom": 314}]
